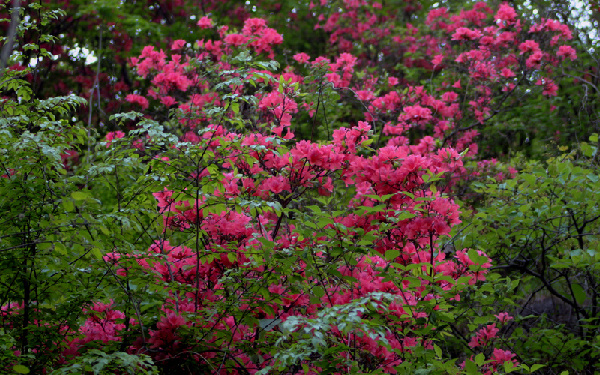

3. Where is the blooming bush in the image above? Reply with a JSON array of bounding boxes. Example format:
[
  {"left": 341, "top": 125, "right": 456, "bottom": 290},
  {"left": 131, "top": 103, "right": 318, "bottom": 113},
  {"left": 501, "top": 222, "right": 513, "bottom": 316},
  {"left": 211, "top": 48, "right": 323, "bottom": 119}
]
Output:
[{"left": 0, "top": 0, "right": 592, "bottom": 374}]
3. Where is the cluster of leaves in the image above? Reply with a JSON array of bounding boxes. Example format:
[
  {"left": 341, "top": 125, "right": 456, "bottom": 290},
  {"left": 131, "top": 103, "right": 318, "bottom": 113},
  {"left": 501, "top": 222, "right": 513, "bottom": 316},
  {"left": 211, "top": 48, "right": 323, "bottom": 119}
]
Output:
[{"left": 457, "top": 135, "right": 600, "bottom": 373}]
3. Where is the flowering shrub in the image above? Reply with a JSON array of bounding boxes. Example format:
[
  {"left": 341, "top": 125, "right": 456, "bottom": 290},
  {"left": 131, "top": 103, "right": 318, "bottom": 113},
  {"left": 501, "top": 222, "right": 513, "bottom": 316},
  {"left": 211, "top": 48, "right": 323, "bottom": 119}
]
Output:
[{"left": 0, "top": 0, "right": 591, "bottom": 374}]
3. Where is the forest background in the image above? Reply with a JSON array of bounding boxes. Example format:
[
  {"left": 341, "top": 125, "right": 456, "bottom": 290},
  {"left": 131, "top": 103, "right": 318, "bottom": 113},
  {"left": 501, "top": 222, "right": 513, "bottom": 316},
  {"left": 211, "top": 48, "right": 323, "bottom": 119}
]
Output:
[{"left": 0, "top": 0, "right": 599, "bottom": 373}]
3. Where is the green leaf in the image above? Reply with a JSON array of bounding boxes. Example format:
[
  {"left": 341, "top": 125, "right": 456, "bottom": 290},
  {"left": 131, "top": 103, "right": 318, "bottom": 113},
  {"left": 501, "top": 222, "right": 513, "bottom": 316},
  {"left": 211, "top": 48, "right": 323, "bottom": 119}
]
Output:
[
  {"left": 385, "top": 249, "right": 400, "bottom": 261},
  {"left": 571, "top": 283, "right": 586, "bottom": 305},
  {"left": 580, "top": 143, "right": 594, "bottom": 157},
  {"left": 467, "top": 249, "right": 488, "bottom": 265},
  {"left": 62, "top": 198, "right": 74, "bottom": 214},
  {"left": 54, "top": 243, "right": 67, "bottom": 255},
  {"left": 504, "top": 360, "right": 517, "bottom": 373},
  {"left": 464, "top": 359, "right": 478, "bottom": 374},
  {"left": 91, "top": 247, "right": 103, "bottom": 259},
  {"left": 71, "top": 191, "right": 89, "bottom": 200},
  {"left": 313, "top": 286, "right": 325, "bottom": 298},
  {"left": 12, "top": 365, "right": 30, "bottom": 374},
  {"left": 474, "top": 353, "right": 485, "bottom": 366},
  {"left": 530, "top": 364, "right": 546, "bottom": 372}
]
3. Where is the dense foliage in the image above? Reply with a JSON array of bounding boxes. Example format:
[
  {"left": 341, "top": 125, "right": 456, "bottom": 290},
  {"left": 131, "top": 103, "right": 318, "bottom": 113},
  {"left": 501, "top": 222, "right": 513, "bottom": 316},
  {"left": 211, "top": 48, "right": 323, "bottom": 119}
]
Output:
[{"left": 0, "top": 0, "right": 598, "bottom": 374}]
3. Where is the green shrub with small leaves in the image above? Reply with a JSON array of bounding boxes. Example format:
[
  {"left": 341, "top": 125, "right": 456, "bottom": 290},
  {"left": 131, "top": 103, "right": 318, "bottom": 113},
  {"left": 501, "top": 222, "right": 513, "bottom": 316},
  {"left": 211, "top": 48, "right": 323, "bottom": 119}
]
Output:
[{"left": 455, "top": 135, "right": 600, "bottom": 374}]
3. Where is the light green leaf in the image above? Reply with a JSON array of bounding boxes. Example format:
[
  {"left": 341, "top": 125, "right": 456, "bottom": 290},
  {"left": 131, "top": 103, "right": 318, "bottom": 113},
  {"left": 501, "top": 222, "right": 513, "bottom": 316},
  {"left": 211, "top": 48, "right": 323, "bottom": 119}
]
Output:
[
  {"left": 71, "top": 191, "right": 89, "bottom": 200},
  {"left": 504, "top": 360, "right": 517, "bottom": 373},
  {"left": 474, "top": 352, "right": 485, "bottom": 366},
  {"left": 91, "top": 247, "right": 103, "bottom": 259},
  {"left": 13, "top": 365, "right": 30, "bottom": 374}
]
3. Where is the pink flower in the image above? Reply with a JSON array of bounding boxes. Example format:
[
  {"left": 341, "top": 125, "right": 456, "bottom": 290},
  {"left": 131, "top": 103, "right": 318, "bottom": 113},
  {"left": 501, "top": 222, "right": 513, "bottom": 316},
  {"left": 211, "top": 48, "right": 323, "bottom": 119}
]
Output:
[
  {"left": 388, "top": 76, "right": 399, "bottom": 86},
  {"left": 171, "top": 40, "right": 186, "bottom": 50},
  {"left": 536, "top": 78, "right": 558, "bottom": 96},
  {"left": 336, "top": 52, "right": 358, "bottom": 70},
  {"left": 325, "top": 72, "right": 341, "bottom": 87},
  {"left": 526, "top": 50, "right": 543, "bottom": 68},
  {"left": 312, "top": 56, "right": 331, "bottom": 67},
  {"left": 401, "top": 105, "right": 432, "bottom": 124},
  {"left": 452, "top": 27, "right": 482, "bottom": 41},
  {"left": 495, "top": 312, "right": 514, "bottom": 323},
  {"left": 197, "top": 16, "right": 213, "bottom": 29},
  {"left": 224, "top": 33, "right": 248, "bottom": 46},
  {"left": 160, "top": 96, "right": 177, "bottom": 107},
  {"left": 105, "top": 131, "right": 125, "bottom": 147},
  {"left": 495, "top": 3, "right": 517, "bottom": 25},
  {"left": 496, "top": 31, "right": 516, "bottom": 45},
  {"left": 261, "top": 176, "right": 290, "bottom": 195},
  {"left": 426, "top": 7, "right": 448, "bottom": 25},
  {"left": 469, "top": 323, "right": 499, "bottom": 348},
  {"left": 490, "top": 348, "right": 518, "bottom": 367},
  {"left": 432, "top": 54, "right": 443, "bottom": 66},
  {"left": 242, "top": 18, "right": 267, "bottom": 35},
  {"left": 140, "top": 45, "right": 156, "bottom": 59},
  {"left": 133, "top": 139, "right": 145, "bottom": 151},
  {"left": 441, "top": 91, "right": 458, "bottom": 102},
  {"left": 356, "top": 90, "right": 375, "bottom": 101},
  {"left": 519, "top": 40, "right": 540, "bottom": 54},
  {"left": 258, "top": 27, "right": 284, "bottom": 46},
  {"left": 125, "top": 93, "right": 149, "bottom": 110},
  {"left": 557, "top": 45, "right": 577, "bottom": 61},
  {"left": 293, "top": 52, "right": 310, "bottom": 63},
  {"left": 156, "top": 314, "right": 187, "bottom": 332},
  {"left": 500, "top": 68, "right": 515, "bottom": 78}
]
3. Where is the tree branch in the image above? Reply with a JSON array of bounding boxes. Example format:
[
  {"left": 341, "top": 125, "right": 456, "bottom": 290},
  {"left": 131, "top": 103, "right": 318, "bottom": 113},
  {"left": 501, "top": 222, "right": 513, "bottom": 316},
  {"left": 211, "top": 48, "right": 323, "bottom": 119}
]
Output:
[{"left": 0, "top": 0, "right": 21, "bottom": 80}]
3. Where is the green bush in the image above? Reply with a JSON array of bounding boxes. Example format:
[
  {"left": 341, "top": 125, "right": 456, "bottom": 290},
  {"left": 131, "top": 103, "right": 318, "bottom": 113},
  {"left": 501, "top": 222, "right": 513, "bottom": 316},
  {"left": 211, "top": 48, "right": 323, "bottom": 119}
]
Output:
[{"left": 456, "top": 136, "right": 600, "bottom": 374}]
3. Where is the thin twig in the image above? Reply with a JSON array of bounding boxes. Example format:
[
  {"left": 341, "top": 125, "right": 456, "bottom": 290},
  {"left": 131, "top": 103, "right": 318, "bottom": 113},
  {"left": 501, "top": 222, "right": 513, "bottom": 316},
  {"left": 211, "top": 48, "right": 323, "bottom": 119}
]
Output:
[{"left": 86, "top": 27, "right": 102, "bottom": 187}]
